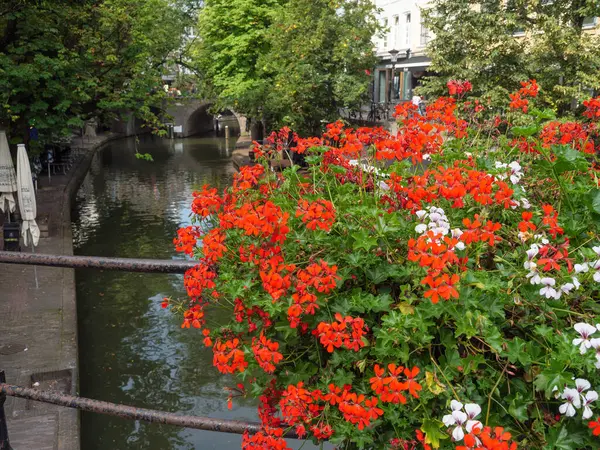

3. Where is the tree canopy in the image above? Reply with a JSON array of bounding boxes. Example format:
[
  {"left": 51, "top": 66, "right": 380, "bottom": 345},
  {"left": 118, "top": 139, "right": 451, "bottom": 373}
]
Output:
[
  {"left": 0, "top": 0, "right": 200, "bottom": 146},
  {"left": 421, "top": 0, "right": 600, "bottom": 112},
  {"left": 193, "top": 0, "right": 380, "bottom": 135}
]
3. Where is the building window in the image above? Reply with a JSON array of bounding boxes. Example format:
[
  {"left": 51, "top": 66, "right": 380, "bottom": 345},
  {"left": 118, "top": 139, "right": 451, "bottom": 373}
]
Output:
[
  {"left": 382, "top": 18, "right": 389, "bottom": 49},
  {"left": 583, "top": 16, "right": 597, "bottom": 29},
  {"left": 404, "top": 13, "right": 411, "bottom": 46},
  {"left": 393, "top": 15, "right": 399, "bottom": 48},
  {"left": 420, "top": 20, "right": 430, "bottom": 46}
]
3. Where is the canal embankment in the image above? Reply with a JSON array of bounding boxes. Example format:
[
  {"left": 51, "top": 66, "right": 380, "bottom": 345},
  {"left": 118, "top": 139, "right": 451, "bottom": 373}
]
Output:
[{"left": 0, "top": 132, "right": 134, "bottom": 450}]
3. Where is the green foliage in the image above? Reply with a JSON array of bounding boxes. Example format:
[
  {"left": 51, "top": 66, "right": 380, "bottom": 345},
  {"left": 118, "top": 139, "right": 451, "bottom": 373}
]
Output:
[
  {"left": 421, "top": 0, "right": 600, "bottom": 112},
  {"left": 0, "top": 0, "right": 198, "bottom": 147},
  {"left": 193, "top": 0, "right": 380, "bottom": 134}
]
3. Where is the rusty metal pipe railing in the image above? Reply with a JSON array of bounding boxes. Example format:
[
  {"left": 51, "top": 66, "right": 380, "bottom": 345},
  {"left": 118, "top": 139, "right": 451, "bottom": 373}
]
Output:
[
  {"left": 0, "top": 383, "right": 297, "bottom": 438},
  {"left": 0, "top": 251, "right": 198, "bottom": 274},
  {"left": 0, "top": 373, "right": 12, "bottom": 450}
]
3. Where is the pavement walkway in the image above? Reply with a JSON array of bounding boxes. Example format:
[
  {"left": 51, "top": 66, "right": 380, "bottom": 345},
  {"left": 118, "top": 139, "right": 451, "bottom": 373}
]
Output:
[{"left": 0, "top": 133, "right": 121, "bottom": 450}]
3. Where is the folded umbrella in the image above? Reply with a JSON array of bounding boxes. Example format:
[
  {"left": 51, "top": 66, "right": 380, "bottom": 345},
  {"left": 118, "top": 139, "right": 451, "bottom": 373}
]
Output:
[
  {"left": 0, "top": 130, "right": 17, "bottom": 215},
  {"left": 17, "top": 144, "right": 39, "bottom": 247}
]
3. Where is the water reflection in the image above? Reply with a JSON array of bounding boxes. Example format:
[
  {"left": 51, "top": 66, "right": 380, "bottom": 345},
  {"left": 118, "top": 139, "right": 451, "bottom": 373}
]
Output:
[{"left": 72, "top": 135, "right": 257, "bottom": 449}]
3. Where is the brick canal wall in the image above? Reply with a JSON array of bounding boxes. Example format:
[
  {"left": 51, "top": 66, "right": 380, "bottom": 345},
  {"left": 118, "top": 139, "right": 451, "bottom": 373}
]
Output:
[{"left": 0, "top": 132, "right": 136, "bottom": 450}]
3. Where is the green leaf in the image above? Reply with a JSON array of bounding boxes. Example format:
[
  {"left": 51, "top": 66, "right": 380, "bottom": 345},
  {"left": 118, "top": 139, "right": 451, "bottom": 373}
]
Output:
[
  {"left": 512, "top": 124, "right": 539, "bottom": 137},
  {"left": 551, "top": 145, "right": 588, "bottom": 174},
  {"left": 534, "top": 365, "right": 574, "bottom": 398},
  {"left": 351, "top": 230, "right": 378, "bottom": 251},
  {"left": 589, "top": 189, "right": 600, "bottom": 215},
  {"left": 420, "top": 419, "right": 448, "bottom": 449},
  {"left": 508, "top": 394, "right": 531, "bottom": 421}
]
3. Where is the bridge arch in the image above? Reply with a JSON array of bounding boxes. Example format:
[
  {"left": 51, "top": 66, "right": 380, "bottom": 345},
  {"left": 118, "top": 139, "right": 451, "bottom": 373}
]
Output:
[{"left": 165, "top": 98, "right": 249, "bottom": 138}]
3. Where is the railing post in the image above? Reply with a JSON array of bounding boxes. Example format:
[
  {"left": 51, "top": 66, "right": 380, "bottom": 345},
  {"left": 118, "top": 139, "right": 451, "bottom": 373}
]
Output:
[{"left": 0, "top": 371, "right": 12, "bottom": 450}]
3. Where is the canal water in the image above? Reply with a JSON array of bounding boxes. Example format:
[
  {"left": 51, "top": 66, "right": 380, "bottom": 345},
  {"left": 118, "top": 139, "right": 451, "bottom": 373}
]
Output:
[{"left": 71, "top": 134, "right": 316, "bottom": 449}]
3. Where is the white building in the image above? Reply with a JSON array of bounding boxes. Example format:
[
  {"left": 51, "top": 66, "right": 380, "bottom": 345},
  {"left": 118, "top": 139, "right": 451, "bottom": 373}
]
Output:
[{"left": 372, "top": 0, "right": 433, "bottom": 105}]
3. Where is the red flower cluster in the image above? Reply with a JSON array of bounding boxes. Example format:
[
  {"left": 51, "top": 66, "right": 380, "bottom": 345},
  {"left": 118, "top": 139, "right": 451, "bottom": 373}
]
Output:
[
  {"left": 583, "top": 97, "right": 600, "bottom": 120},
  {"left": 589, "top": 417, "right": 600, "bottom": 436},
  {"left": 509, "top": 79, "right": 539, "bottom": 113},
  {"left": 181, "top": 304, "right": 205, "bottom": 329},
  {"left": 241, "top": 426, "right": 290, "bottom": 450},
  {"left": 233, "top": 164, "right": 265, "bottom": 192},
  {"left": 183, "top": 262, "right": 217, "bottom": 300},
  {"left": 540, "top": 121, "right": 595, "bottom": 154},
  {"left": 447, "top": 80, "right": 473, "bottom": 97},
  {"left": 541, "top": 204, "right": 564, "bottom": 238},
  {"left": 382, "top": 163, "right": 514, "bottom": 213},
  {"left": 408, "top": 232, "right": 464, "bottom": 303},
  {"left": 234, "top": 298, "right": 272, "bottom": 332},
  {"left": 370, "top": 364, "right": 422, "bottom": 404},
  {"left": 191, "top": 185, "right": 223, "bottom": 217},
  {"left": 518, "top": 211, "right": 536, "bottom": 233},
  {"left": 252, "top": 333, "right": 283, "bottom": 373},
  {"left": 231, "top": 201, "right": 290, "bottom": 244},
  {"left": 457, "top": 426, "right": 518, "bottom": 450},
  {"left": 288, "top": 260, "right": 339, "bottom": 327},
  {"left": 314, "top": 313, "right": 368, "bottom": 352},
  {"left": 213, "top": 338, "right": 248, "bottom": 374},
  {"left": 203, "top": 228, "right": 227, "bottom": 262},
  {"left": 326, "top": 385, "right": 383, "bottom": 430},
  {"left": 461, "top": 216, "right": 503, "bottom": 246},
  {"left": 296, "top": 199, "right": 336, "bottom": 231},
  {"left": 173, "top": 226, "right": 200, "bottom": 256}
]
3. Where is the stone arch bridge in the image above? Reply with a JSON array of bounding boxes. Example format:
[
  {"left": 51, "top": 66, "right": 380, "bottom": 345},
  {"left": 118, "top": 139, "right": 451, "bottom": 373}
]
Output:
[{"left": 165, "top": 98, "right": 249, "bottom": 138}]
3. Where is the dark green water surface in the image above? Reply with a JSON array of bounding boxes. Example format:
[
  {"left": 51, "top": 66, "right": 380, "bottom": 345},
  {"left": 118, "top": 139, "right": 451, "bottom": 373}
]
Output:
[{"left": 71, "top": 135, "right": 290, "bottom": 449}]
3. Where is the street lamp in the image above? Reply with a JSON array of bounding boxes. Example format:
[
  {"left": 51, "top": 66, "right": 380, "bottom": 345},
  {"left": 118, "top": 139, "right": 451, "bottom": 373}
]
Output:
[{"left": 388, "top": 49, "right": 399, "bottom": 104}]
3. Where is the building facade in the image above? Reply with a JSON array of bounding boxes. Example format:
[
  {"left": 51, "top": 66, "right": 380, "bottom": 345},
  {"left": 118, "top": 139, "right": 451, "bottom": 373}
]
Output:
[{"left": 372, "top": 0, "right": 432, "bottom": 107}]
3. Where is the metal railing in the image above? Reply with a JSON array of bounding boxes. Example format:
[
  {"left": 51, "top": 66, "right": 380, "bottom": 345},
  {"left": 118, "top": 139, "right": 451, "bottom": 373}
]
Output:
[
  {"left": 0, "top": 371, "right": 298, "bottom": 450},
  {"left": 0, "top": 254, "right": 303, "bottom": 447},
  {"left": 0, "top": 251, "right": 198, "bottom": 274}
]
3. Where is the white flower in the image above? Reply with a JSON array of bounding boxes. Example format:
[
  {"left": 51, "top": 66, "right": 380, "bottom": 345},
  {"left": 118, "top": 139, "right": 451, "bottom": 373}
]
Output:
[
  {"left": 594, "top": 271, "right": 600, "bottom": 283},
  {"left": 422, "top": 153, "right": 431, "bottom": 161},
  {"left": 592, "top": 260, "right": 600, "bottom": 270},
  {"left": 526, "top": 245, "right": 539, "bottom": 260},
  {"left": 539, "top": 277, "right": 559, "bottom": 299},
  {"left": 574, "top": 263, "right": 589, "bottom": 274},
  {"left": 573, "top": 277, "right": 581, "bottom": 290},
  {"left": 416, "top": 210, "right": 427, "bottom": 220},
  {"left": 583, "top": 390, "right": 598, "bottom": 419},
  {"left": 415, "top": 224, "right": 428, "bottom": 234},
  {"left": 524, "top": 260, "right": 537, "bottom": 270},
  {"left": 559, "top": 387, "right": 581, "bottom": 417},
  {"left": 591, "top": 339, "right": 600, "bottom": 369},
  {"left": 509, "top": 161, "right": 523, "bottom": 184},
  {"left": 452, "top": 228, "right": 463, "bottom": 239},
  {"left": 561, "top": 283, "right": 575, "bottom": 294},
  {"left": 576, "top": 378, "right": 592, "bottom": 393},
  {"left": 527, "top": 270, "right": 542, "bottom": 285},
  {"left": 442, "top": 401, "right": 480, "bottom": 442},
  {"left": 573, "top": 323, "right": 597, "bottom": 354},
  {"left": 521, "top": 198, "right": 531, "bottom": 209},
  {"left": 378, "top": 181, "right": 390, "bottom": 191},
  {"left": 455, "top": 242, "right": 466, "bottom": 251},
  {"left": 429, "top": 212, "right": 442, "bottom": 223},
  {"left": 593, "top": 246, "right": 600, "bottom": 256}
]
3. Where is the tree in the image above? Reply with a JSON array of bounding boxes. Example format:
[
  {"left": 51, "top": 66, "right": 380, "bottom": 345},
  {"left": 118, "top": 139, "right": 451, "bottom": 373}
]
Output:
[
  {"left": 193, "top": 0, "right": 380, "bottom": 136},
  {"left": 261, "top": 0, "right": 380, "bottom": 134},
  {"left": 193, "top": 0, "right": 283, "bottom": 138},
  {"left": 421, "top": 0, "right": 600, "bottom": 112},
  {"left": 0, "top": 0, "right": 199, "bottom": 148}
]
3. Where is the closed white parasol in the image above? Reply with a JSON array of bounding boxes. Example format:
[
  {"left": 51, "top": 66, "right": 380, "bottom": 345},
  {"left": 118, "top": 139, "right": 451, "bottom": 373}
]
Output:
[
  {"left": 17, "top": 144, "right": 40, "bottom": 247},
  {"left": 0, "top": 130, "right": 17, "bottom": 216},
  {"left": 17, "top": 143, "right": 40, "bottom": 287}
]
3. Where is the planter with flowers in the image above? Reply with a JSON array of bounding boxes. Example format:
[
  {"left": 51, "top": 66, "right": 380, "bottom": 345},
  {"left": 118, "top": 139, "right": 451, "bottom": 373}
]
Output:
[{"left": 169, "top": 81, "right": 600, "bottom": 449}]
